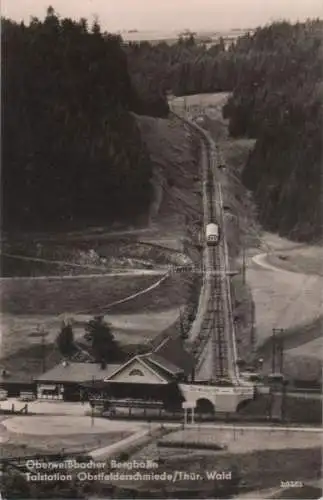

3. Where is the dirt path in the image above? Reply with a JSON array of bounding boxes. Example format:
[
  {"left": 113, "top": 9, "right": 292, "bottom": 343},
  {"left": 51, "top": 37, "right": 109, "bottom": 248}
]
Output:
[{"left": 253, "top": 252, "right": 300, "bottom": 274}]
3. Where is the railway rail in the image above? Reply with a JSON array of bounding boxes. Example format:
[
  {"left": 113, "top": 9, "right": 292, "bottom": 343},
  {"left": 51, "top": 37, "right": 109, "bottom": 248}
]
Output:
[{"left": 172, "top": 110, "right": 240, "bottom": 384}]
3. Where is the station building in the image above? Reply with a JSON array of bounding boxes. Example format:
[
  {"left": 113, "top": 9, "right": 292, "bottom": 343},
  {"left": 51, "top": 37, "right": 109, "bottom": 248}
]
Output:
[{"left": 35, "top": 336, "right": 195, "bottom": 408}]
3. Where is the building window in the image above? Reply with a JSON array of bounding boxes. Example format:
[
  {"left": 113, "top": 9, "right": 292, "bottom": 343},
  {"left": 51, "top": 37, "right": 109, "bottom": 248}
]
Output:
[{"left": 129, "top": 369, "right": 144, "bottom": 376}]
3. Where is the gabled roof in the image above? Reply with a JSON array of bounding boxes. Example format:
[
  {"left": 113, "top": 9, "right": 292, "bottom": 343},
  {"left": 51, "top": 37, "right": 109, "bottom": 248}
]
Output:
[
  {"left": 35, "top": 362, "right": 121, "bottom": 383},
  {"left": 0, "top": 371, "right": 34, "bottom": 384},
  {"left": 103, "top": 355, "right": 169, "bottom": 384},
  {"left": 34, "top": 335, "right": 194, "bottom": 385},
  {"left": 144, "top": 353, "right": 183, "bottom": 376},
  {"left": 140, "top": 357, "right": 176, "bottom": 383},
  {"left": 154, "top": 336, "right": 194, "bottom": 375}
]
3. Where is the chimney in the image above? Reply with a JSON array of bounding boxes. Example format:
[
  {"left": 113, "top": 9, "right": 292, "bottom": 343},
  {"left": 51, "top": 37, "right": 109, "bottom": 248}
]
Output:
[{"left": 100, "top": 360, "right": 107, "bottom": 370}]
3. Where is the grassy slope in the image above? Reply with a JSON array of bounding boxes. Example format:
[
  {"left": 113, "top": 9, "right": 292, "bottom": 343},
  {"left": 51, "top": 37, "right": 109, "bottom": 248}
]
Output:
[
  {"left": 1, "top": 275, "right": 159, "bottom": 315},
  {"left": 135, "top": 112, "right": 204, "bottom": 348},
  {"left": 1, "top": 112, "right": 201, "bottom": 376},
  {"left": 249, "top": 235, "right": 323, "bottom": 377},
  {"left": 258, "top": 246, "right": 322, "bottom": 375},
  {"left": 0, "top": 425, "right": 130, "bottom": 457},
  {"left": 136, "top": 112, "right": 202, "bottom": 243},
  {"left": 125, "top": 439, "right": 322, "bottom": 494}
]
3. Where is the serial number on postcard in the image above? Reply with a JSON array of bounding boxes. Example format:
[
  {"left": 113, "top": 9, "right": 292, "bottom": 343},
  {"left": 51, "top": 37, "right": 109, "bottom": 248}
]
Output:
[{"left": 280, "top": 481, "right": 304, "bottom": 488}]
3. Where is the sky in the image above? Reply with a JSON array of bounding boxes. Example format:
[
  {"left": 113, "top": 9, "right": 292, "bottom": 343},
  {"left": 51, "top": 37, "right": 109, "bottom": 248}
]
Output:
[{"left": 2, "top": 0, "right": 323, "bottom": 32}]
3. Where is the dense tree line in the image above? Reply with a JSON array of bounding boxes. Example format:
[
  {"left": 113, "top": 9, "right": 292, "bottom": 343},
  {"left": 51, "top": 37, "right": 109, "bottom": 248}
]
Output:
[
  {"left": 56, "top": 316, "right": 123, "bottom": 362},
  {"left": 2, "top": 8, "right": 157, "bottom": 232},
  {"left": 125, "top": 34, "right": 231, "bottom": 98},
  {"left": 223, "top": 20, "right": 322, "bottom": 241},
  {"left": 126, "top": 21, "right": 322, "bottom": 241},
  {"left": 4, "top": 12, "right": 321, "bottom": 240}
]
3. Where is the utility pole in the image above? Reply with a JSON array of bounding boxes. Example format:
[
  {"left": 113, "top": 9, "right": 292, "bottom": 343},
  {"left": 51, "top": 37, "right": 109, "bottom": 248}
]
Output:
[
  {"left": 250, "top": 301, "right": 256, "bottom": 356},
  {"left": 179, "top": 307, "right": 186, "bottom": 341},
  {"left": 272, "top": 328, "right": 284, "bottom": 374},
  {"left": 91, "top": 375, "right": 95, "bottom": 427},
  {"left": 39, "top": 326, "right": 47, "bottom": 374},
  {"left": 278, "top": 339, "right": 286, "bottom": 421},
  {"left": 242, "top": 245, "right": 246, "bottom": 285},
  {"left": 278, "top": 338, "right": 284, "bottom": 374},
  {"left": 271, "top": 328, "right": 276, "bottom": 374},
  {"left": 272, "top": 328, "right": 284, "bottom": 373}
]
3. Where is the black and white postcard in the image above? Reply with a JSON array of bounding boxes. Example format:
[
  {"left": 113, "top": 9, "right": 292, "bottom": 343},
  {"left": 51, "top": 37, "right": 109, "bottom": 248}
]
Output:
[{"left": 1, "top": 0, "right": 322, "bottom": 498}]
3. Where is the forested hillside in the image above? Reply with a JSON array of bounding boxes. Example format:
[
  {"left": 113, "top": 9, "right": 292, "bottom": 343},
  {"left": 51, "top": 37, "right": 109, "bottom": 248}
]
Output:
[
  {"left": 126, "top": 21, "right": 322, "bottom": 241},
  {"left": 125, "top": 34, "right": 233, "bottom": 99},
  {"left": 223, "top": 21, "right": 322, "bottom": 241},
  {"left": 3, "top": 12, "right": 321, "bottom": 239},
  {"left": 2, "top": 9, "right": 157, "bottom": 232}
]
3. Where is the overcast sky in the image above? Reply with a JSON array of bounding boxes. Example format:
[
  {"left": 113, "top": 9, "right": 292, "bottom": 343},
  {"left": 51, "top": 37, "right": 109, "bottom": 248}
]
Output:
[{"left": 2, "top": 0, "right": 323, "bottom": 32}]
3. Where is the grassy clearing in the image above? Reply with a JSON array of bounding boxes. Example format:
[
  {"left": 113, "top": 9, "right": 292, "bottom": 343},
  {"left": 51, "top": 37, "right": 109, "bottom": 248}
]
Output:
[
  {"left": 240, "top": 393, "right": 322, "bottom": 424},
  {"left": 1, "top": 111, "right": 203, "bottom": 382},
  {"left": 255, "top": 315, "right": 323, "bottom": 380},
  {"left": 129, "top": 442, "right": 322, "bottom": 494},
  {"left": 110, "top": 271, "right": 191, "bottom": 314},
  {"left": 248, "top": 255, "right": 323, "bottom": 346},
  {"left": 158, "top": 425, "right": 321, "bottom": 452},
  {"left": 0, "top": 428, "right": 130, "bottom": 458},
  {"left": 0, "top": 254, "right": 93, "bottom": 278},
  {"left": 0, "top": 342, "right": 62, "bottom": 380},
  {"left": 1, "top": 275, "right": 159, "bottom": 316},
  {"left": 276, "top": 353, "right": 322, "bottom": 382},
  {"left": 1, "top": 239, "right": 190, "bottom": 278},
  {"left": 1, "top": 272, "right": 189, "bottom": 364},
  {"left": 287, "top": 336, "right": 323, "bottom": 358},
  {"left": 258, "top": 316, "right": 323, "bottom": 356}
]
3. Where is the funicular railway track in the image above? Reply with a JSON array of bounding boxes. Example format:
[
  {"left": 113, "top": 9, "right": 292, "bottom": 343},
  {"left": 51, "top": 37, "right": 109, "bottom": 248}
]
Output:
[
  {"left": 192, "top": 138, "right": 230, "bottom": 380},
  {"left": 172, "top": 110, "right": 239, "bottom": 383}
]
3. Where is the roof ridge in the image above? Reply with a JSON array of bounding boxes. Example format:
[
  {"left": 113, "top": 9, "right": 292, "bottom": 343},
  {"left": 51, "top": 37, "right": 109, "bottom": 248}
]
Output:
[
  {"left": 138, "top": 352, "right": 153, "bottom": 358},
  {"left": 146, "top": 352, "right": 182, "bottom": 375},
  {"left": 153, "top": 336, "right": 169, "bottom": 353}
]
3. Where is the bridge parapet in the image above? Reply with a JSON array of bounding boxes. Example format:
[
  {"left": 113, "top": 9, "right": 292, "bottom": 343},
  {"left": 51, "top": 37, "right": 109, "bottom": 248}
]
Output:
[{"left": 179, "top": 383, "right": 254, "bottom": 413}]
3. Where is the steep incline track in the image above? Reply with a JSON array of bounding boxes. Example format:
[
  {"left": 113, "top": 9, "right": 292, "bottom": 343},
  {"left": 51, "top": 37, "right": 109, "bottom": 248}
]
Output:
[{"left": 171, "top": 109, "right": 240, "bottom": 384}]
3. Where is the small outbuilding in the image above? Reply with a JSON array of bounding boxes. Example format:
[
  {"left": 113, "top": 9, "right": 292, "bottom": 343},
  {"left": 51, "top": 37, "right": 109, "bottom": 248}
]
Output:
[
  {"left": 34, "top": 361, "right": 120, "bottom": 401},
  {"left": 0, "top": 369, "right": 35, "bottom": 397}
]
